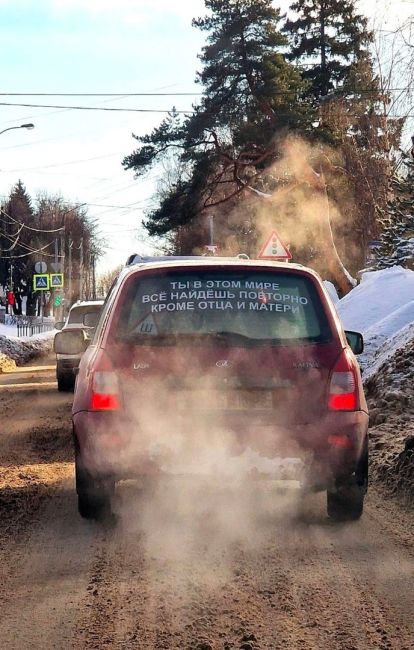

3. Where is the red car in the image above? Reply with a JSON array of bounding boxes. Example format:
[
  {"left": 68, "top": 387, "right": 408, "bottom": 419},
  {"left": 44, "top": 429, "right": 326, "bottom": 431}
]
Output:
[{"left": 70, "top": 256, "right": 368, "bottom": 521}]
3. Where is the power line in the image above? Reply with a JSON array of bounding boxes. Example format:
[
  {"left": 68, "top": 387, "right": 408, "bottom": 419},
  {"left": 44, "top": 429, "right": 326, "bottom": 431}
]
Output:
[
  {"left": 0, "top": 100, "right": 412, "bottom": 118},
  {"left": 0, "top": 92, "right": 202, "bottom": 97},
  {"left": 0, "top": 88, "right": 411, "bottom": 96},
  {"left": 86, "top": 201, "right": 147, "bottom": 209},
  {"left": 3, "top": 152, "right": 123, "bottom": 173},
  {"left": 0, "top": 102, "right": 195, "bottom": 114},
  {"left": 1, "top": 208, "right": 65, "bottom": 233},
  {"left": 0, "top": 231, "right": 56, "bottom": 258},
  {"left": 0, "top": 203, "right": 90, "bottom": 237}
]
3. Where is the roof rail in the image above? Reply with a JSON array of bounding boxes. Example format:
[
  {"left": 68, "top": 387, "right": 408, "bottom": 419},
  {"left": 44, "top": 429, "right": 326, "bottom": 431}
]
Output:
[{"left": 126, "top": 253, "right": 250, "bottom": 266}]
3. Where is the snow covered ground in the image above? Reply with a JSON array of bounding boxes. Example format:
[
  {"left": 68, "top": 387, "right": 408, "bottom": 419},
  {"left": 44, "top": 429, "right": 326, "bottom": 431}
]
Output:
[
  {"left": 0, "top": 323, "right": 19, "bottom": 338},
  {"left": 0, "top": 323, "right": 55, "bottom": 371},
  {"left": 337, "top": 265, "right": 414, "bottom": 502},
  {"left": 337, "top": 266, "right": 414, "bottom": 380}
]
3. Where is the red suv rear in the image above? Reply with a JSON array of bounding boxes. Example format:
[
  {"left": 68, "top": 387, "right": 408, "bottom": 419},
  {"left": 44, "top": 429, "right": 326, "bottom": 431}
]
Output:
[{"left": 72, "top": 258, "right": 368, "bottom": 521}]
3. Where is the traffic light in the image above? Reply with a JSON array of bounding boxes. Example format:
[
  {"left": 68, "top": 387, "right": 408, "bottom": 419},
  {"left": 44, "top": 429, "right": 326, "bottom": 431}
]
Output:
[{"left": 54, "top": 294, "right": 62, "bottom": 307}]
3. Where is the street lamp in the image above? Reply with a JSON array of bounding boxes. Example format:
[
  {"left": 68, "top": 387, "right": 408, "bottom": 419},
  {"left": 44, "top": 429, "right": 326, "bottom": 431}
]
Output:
[{"left": 0, "top": 123, "right": 35, "bottom": 136}]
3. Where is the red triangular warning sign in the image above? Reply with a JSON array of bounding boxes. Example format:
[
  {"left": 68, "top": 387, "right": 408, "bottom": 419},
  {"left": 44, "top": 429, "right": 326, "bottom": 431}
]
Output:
[{"left": 258, "top": 230, "right": 292, "bottom": 260}]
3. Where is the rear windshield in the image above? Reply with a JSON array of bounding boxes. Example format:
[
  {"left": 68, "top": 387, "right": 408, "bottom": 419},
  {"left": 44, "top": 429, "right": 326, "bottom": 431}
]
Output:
[
  {"left": 114, "top": 270, "right": 332, "bottom": 345},
  {"left": 68, "top": 305, "right": 101, "bottom": 325}
]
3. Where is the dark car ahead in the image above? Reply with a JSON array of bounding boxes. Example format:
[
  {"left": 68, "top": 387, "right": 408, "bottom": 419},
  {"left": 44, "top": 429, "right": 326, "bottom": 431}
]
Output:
[{"left": 72, "top": 257, "right": 368, "bottom": 522}]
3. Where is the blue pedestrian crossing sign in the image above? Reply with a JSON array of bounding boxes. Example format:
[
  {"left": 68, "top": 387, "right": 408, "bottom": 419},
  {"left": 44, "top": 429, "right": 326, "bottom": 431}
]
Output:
[
  {"left": 33, "top": 274, "right": 50, "bottom": 290},
  {"left": 50, "top": 273, "right": 64, "bottom": 288}
]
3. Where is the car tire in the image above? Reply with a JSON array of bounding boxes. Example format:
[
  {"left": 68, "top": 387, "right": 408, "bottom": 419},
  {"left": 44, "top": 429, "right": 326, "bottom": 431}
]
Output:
[
  {"left": 327, "top": 437, "right": 368, "bottom": 522},
  {"left": 75, "top": 446, "right": 114, "bottom": 521},
  {"left": 57, "top": 372, "right": 74, "bottom": 392},
  {"left": 327, "top": 483, "right": 365, "bottom": 521},
  {"left": 77, "top": 490, "right": 111, "bottom": 520}
]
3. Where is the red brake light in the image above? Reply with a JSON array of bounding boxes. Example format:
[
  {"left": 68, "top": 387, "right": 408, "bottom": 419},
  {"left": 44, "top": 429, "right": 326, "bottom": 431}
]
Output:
[
  {"left": 90, "top": 371, "right": 120, "bottom": 411},
  {"left": 329, "top": 392, "right": 357, "bottom": 410},
  {"left": 328, "top": 352, "right": 359, "bottom": 412}
]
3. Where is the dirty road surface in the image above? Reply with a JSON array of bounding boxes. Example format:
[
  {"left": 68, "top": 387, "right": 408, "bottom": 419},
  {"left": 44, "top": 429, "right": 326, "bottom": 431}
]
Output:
[{"left": 0, "top": 357, "right": 413, "bottom": 650}]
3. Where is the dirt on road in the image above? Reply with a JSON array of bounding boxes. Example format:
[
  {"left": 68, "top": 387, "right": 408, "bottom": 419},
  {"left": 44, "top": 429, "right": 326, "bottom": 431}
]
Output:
[{"left": 0, "top": 358, "right": 413, "bottom": 650}]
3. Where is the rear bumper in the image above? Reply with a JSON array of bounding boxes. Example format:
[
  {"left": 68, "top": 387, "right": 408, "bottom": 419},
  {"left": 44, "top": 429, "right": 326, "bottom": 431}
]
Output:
[
  {"left": 56, "top": 356, "right": 80, "bottom": 375},
  {"left": 73, "top": 409, "right": 369, "bottom": 487}
]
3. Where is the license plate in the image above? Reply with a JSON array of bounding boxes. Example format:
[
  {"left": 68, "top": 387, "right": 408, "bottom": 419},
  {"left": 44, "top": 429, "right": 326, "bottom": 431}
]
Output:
[{"left": 176, "top": 390, "right": 273, "bottom": 410}]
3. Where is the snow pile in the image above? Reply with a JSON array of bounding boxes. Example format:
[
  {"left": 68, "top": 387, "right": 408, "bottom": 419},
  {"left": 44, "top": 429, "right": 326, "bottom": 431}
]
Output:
[
  {"left": 0, "top": 328, "right": 55, "bottom": 372},
  {"left": 337, "top": 266, "right": 414, "bottom": 501},
  {"left": 323, "top": 280, "right": 340, "bottom": 304},
  {"left": 337, "top": 266, "right": 414, "bottom": 378}
]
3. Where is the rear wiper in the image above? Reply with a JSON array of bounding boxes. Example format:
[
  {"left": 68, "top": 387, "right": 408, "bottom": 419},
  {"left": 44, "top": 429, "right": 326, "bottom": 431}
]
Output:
[
  {"left": 211, "top": 331, "right": 285, "bottom": 345},
  {"left": 120, "top": 332, "right": 178, "bottom": 344},
  {"left": 120, "top": 331, "right": 249, "bottom": 345},
  {"left": 210, "top": 330, "right": 256, "bottom": 343}
]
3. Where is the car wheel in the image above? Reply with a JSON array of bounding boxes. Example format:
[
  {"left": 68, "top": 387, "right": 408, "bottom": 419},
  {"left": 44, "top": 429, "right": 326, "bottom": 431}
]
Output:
[
  {"left": 57, "top": 372, "right": 74, "bottom": 392},
  {"left": 327, "top": 482, "right": 365, "bottom": 521},
  {"left": 327, "top": 437, "right": 368, "bottom": 522},
  {"left": 77, "top": 490, "right": 111, "bottom": 520},
  {"left": 75, "top": 447, "right": 114, "bottom": 521}
]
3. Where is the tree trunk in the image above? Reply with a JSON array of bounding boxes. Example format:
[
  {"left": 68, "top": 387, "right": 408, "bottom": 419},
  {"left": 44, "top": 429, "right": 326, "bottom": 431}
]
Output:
[
  {"left": 320, "top": 0, "right": 328, "bottom": 96},
  {"left": 315, "top": 174, "right": 356, "bottom": 295}
]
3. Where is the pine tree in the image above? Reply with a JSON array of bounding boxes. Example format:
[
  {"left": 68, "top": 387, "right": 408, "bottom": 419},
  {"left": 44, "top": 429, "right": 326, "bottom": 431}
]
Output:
[
  {"left": 373, "top": 153, "right": 414, "bottom": 270},
  {"left": 0, "top": 184, "right": 103, "bottom": 316},
  {"left": 284, "top": 0, "right": 372, "bottom": 100},
  {"left": 283, "top": 1, "right": 404, "bottom": 270},
  {"left": 123, "top": 0, "right": 311, "bottom": 237},
  {"left": 1, "top": 181, "right": 36, "bottom": 315}
]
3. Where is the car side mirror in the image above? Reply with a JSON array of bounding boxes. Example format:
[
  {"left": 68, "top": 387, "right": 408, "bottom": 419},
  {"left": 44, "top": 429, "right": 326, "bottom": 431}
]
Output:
[
  {"left": 54, "top": 329, "right": 88, "bottom": 355},
  {"left": 54, "top": 321, "right": 65, "bottom": 330},
  {"left": 83, "top": 312, "right": 100, "bottom": 328},
  {"left": 345, "top": 330, "right": 364, "bottom": 355}
]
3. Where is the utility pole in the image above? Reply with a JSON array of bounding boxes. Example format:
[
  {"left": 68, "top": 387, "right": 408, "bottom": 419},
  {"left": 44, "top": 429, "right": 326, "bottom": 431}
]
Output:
[
  {"left": 60, "top": 229, "right": 65, "bottom": 311},
  {"left": 205, "top": 215, "right": 218, "bottom": 255},
  {"left": 92, "top": 254, "right": 96, "bottom": 300},
  {"left": 209, "top": 215, "right": 215, "bottom": 247},
  {"left": 79, "top": 240, "right": 84, "bottom": 301},
  {"left": 68, "top": 237, "right": 73, "bottom": 304}
]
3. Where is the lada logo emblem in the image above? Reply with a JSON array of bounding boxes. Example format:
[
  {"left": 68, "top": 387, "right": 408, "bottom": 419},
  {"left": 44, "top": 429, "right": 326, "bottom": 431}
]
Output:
[
  {"left": 133, "top": 362, "right": 150, "bottom": 370},
  {"left": 216, "top": 360, "right": 231, "bottom": 368}
]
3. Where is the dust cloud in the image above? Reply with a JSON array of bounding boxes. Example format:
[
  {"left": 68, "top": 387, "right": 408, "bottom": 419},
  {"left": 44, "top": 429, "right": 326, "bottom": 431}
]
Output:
[
  {"left": 96, "top": 370, "right": 306, "bottom": 582},
  {"left": 216, "top": 135, "right": 360, "bottom": 274}
]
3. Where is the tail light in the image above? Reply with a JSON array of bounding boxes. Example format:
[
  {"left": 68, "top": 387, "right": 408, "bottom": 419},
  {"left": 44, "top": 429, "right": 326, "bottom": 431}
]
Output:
[
  {"left": 327, "top": 434, "right": 354, "bottom": 449},
  {"left": 90, "top": 371, "right": 120, "bottom": 411},
  {"left": 328, "top": 351, "right": 359, "bottom": 411}
]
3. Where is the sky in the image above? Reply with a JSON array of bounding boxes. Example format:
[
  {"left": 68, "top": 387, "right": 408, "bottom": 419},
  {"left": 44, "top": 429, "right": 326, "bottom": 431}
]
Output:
[{"left": 0, "top": 0, "right": 412, "bottom": 274}]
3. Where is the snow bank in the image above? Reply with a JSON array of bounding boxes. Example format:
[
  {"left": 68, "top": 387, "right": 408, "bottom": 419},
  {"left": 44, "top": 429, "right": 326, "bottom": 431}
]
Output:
[
  {"left": 0, "top": 328, "right": 55, "bottom": 372},
  {"left": 337, "top": 266, "right": 414, "bottom": 375},
  {"left": 338, "top": 265, "right": 414, "bottom": 502},
  {"left": 338, "top": 266, "right": 414, "bottom": 331},
  {"left": 323, "top": 280, "right": 340, "bottom": 304}
]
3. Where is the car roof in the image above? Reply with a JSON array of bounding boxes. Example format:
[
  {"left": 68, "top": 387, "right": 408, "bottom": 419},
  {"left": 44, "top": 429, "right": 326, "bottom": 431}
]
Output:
[
  {"left": 119, "top": 256, "right": 321, "bottom": 283},
  {"left": 69, "top": 300, "right": 104, "bottom": 310}
]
